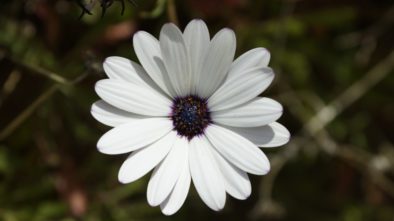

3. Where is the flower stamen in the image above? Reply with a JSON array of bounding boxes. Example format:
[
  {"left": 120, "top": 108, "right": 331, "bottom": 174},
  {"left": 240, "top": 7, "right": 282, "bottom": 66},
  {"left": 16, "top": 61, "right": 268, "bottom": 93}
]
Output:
[{"left": 171, "top": 95, "right": 211, "bottom": 140}]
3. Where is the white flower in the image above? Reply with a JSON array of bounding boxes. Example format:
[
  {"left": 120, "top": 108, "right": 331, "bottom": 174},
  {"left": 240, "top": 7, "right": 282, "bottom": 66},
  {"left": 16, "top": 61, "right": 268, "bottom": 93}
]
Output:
[{"left": 91, "top": 19, "right": 290, "bottom": 215}]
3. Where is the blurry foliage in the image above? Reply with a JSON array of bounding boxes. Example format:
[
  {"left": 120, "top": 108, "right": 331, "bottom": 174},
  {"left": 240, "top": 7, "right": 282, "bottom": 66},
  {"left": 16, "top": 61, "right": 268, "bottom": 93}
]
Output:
[{"left": 0, "top": 0, "right": 393, "bottom": 220}]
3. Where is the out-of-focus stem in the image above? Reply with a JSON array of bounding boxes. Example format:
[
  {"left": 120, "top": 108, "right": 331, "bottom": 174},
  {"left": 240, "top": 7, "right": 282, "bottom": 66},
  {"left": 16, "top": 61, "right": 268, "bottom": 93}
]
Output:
[
  {"left": 167, "top": 0, "right": 178, "bottom": 25},
  {"left": 0, "top": 54, "right": 91, "bottom": 140},
  {"left": 139, "top": 0, "right": 166, "bottom": 19},
  {"left": 0, "top": 85, "right": 58, "bottom": 141},
  {"left": 305, "top": 50, "right": 394, "bottom": 135},
  {"left": 10, "top": 59, "right": 66, "bottom": 83}
]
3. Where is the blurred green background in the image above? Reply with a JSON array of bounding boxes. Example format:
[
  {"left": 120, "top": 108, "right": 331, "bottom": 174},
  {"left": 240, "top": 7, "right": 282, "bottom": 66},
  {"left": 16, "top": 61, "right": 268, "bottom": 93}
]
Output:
[{"left": 0, "top": 0, "right": 393, "bottom": 220}]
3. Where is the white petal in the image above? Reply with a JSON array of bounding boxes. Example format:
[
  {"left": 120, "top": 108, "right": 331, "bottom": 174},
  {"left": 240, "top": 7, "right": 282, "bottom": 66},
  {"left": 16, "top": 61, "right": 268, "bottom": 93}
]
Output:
[
  {"left": 189, "top": 136, "right": 226, "bottom": 211},
  {"left": 212, "top": 97, "right": 283, "bottom": 127},
  {"left": 95, "top": 79, "right": 172, "bottom": 116},
  {"left": 147, "top": 137, "right": 189, "bottom": 207},
  {"left": 183, "top": 19, "right": 210, "bottom": 94},
  {"left": 97, "top": 118, "right": 173, "bottom": 155},
  {"left": 208, "top": 67, "right": 274, "bottom": 111},
  {"left": 205, "top": 124, "right": 270, "bottom": 175},
  {"left": 212, "top": 149, "right": 251, "bottom": 200},
  {"left": 196, "top": 28, "right": 236, "bottom": 98},
  {"left": 91, "top": 100, "right": 145, "bottom": 127},
  {"left": 103, "top": 56, "right": 165, "bottom": 94},
  {"left": 160, "top": 23, "right": 191, "bottom": 96},
  {"left": 228, "top": 48, "right": 270, "bottom": 79},
  {"left": 160, "top": 157, "right": 191, "bottom": 216},
  {"left": 118, "top": 131, "right": 178, "bottom": 184},
  {"left": 133, "top": 31, "right": 175, "bottom": 97},
  {"left": 223, "top": 122, "right": 290, "bottom": 148}
]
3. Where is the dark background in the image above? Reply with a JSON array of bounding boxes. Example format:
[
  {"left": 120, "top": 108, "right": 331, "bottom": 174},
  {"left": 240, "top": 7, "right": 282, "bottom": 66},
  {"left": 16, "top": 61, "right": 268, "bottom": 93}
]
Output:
[{"left": 0, "top": 0, "right": 393, "bottom": 220}]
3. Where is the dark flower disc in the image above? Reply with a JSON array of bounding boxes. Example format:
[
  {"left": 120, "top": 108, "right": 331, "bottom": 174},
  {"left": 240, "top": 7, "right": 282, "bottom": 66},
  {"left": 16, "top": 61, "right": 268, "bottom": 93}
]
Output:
[{"left": 171, "top": 95, "right": 211, "bottom": 140}]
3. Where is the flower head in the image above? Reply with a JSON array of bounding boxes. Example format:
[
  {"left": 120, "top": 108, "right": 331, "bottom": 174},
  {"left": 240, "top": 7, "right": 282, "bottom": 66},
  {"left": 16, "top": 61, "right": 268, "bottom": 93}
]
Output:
[{"left": 91, "top": 19, "right": 290, "bottom": 215}]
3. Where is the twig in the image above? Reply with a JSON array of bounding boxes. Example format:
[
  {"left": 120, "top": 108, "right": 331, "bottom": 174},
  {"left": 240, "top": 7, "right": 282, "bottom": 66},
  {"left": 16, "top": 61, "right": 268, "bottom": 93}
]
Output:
[
  {"left": 305, "top": 50, "right": 394, "bottom": 135},
  {"left": 279, "top": 64, "right": 394, "bottom": 196},
  {"left": 255, "top": 6, "right": 394, "bottom": 213},
  {"left": 0, "top": 56, "right": 92, "bottom": 140},
  {"left": 6, "top": 57, "right": 77, "bottom": 85},
  {"left": 275, "top": 56, "right": 394, "bottom": 197},
  {"left": 0, "top": 85, "right": 58, "bottom": 140}
]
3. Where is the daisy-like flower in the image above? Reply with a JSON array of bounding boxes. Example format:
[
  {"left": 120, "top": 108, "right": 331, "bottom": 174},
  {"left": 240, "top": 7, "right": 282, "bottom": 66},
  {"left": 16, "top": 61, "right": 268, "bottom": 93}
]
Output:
[{"left": 91, "top": 19, "right": 290, "bottom": 215}]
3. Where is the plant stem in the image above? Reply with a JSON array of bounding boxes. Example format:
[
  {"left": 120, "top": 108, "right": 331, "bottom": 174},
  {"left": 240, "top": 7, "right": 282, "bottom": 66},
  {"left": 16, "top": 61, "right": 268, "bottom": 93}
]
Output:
[
  {"left": 167, "top": 0, "right": 178, "bottom": 25},
  {"left": 0, "top": 85, "right": 58, "bottom": 140}
]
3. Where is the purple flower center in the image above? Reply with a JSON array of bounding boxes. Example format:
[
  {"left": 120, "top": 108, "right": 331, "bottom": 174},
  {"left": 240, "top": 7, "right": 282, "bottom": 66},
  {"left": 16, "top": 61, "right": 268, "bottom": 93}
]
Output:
[{"left": 171, "top": 95, "right": 211, "bottom": 140}]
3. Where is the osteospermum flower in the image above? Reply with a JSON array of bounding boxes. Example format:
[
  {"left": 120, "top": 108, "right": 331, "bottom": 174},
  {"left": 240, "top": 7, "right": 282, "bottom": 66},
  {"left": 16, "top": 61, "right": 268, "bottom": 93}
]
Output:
[{"left": 91, "top": 19, "right": 290, "bottom": 215}]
